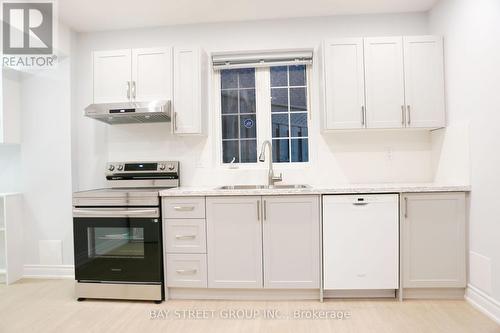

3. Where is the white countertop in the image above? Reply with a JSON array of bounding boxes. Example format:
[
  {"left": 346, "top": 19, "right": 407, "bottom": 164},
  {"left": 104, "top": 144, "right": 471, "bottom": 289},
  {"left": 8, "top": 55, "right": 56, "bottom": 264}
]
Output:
[{"left": 159, "top": 183, "right": 471, "bottom": 197}]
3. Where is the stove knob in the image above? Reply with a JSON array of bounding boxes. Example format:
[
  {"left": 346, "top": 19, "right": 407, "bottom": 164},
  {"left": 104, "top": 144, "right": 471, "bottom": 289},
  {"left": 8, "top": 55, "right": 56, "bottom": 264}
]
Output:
[
  {"left": 168, "top": 164, "right": 175, "bottom": 171},
  {"left": 108, "top": 165, "right": 115, "bottom": 171},
  {"left": 117, "top": 165, "right": 124, "bottom": 171},
  {"left": 159, "top": 164, "right": 166, "bottom": 171}
]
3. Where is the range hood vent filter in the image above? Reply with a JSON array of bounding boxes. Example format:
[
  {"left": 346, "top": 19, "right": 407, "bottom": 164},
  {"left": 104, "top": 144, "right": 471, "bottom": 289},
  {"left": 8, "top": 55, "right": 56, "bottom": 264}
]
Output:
[{"left": 84, "top": 100, "right": 171, "bottom": 125}]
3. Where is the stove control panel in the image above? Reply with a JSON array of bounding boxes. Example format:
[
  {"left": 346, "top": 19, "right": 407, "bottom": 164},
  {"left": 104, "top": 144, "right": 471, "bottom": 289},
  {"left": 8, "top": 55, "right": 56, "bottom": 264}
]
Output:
[{"left": 105, "top": 161, "right": 179, "bottom": 176}]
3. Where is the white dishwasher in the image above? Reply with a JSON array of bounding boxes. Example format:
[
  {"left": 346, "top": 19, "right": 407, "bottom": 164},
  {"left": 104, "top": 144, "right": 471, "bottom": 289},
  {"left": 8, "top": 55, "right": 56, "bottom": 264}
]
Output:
[{"left": 323, "top": 194, "right": 399, "bottom": 290}]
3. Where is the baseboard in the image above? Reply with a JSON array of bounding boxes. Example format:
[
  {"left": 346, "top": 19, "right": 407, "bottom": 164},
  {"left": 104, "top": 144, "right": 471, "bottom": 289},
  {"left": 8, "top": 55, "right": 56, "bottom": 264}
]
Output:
[
  {"left": 465, "top": 284, "right": 500, "bottom": 325},
  {"left": 167, "top": 288, "right": 320, "bottom": 300},
  {"left": 23, "top": 264, "right": 74, "bottom": 279},
  {"left": 403, "top": 288, "right": 465, "bottom": 300},
  {"left": 324, "top": 289, "right": 396, "bottom": 299}
]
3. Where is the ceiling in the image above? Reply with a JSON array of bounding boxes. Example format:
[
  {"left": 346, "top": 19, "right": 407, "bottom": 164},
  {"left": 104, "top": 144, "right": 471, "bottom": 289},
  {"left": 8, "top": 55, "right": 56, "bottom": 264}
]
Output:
[{"left": 59, "top": 0, "right": 438, "bottom": 32}]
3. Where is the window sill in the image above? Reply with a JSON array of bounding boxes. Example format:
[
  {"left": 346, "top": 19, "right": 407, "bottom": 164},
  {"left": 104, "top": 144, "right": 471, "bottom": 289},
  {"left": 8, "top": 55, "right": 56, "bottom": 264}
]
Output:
[{"left": 218, "top": 162, "right": 311, "bottom": 171}]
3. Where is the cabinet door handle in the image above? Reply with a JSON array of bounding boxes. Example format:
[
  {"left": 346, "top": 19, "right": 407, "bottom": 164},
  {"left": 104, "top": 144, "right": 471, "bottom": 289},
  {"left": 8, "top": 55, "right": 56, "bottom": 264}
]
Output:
[
  {"left": 404, "top": 197, "right": 408, "bottom": 218},
  {"left": 407, "top": 105, "right": 411, "bottom": 125},
  {"left": 174, "top": 111, "right": 178, "bottom": 131},
  {"left": 173, "top": 206, "right": 194, "bottom": 211},
  {"left": 257, "top": 200, "right": 260, "bottom": 221},
  {"left": 132, "top": 81, "right": 136, "bottom": 100},
  {"left": 263, "top": 200, "right": 267, "bottom": 221},
  {"left": 401, "top": 105, "right": 406, "bottom": 126},
  {"left": 176, "top": 269, "right": 197, "bottom": 275},
  {"left": 175, "top": 235, "right": 196, "bottom": 240},
  {"left": 361, "top": 106, "right": 365, "bottom": 126},
  {"left": 126, "top": 81, "right": 131, "bottom": 100}
]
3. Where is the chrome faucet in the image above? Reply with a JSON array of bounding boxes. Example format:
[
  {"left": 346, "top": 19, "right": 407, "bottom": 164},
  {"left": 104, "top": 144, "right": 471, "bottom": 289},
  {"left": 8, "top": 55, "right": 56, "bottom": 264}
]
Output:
[{"left": 259, "top": 140, "right": 283, "bottom": 186}]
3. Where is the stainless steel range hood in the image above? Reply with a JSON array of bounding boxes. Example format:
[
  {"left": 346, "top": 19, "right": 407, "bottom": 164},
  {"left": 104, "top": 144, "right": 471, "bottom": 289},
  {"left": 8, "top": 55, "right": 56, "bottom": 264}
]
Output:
[{"left": 84, "top": 100, "right": 171, "bottom": 125}]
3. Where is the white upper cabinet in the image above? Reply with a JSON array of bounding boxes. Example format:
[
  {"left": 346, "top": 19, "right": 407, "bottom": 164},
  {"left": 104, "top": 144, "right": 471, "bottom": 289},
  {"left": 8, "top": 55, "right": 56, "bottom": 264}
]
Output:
[
  {"left": 92, "top": 46, "right": 208, "bottom": 134},
  {"left": 322, "top": 35, "right": 445, "bottom": 131},
  {"left": 323, "top": 38, "right": 366, "bottom": 129},
  {"left": 172, "top": 47, "right": 208, "bottom": 135},
  {"left": 93, "top": 47, "right": 173, "bottom": 104},
  {"left": 364, "top": 37, "right": 406, "bottom": 129},
  {"left": 132, "top": 47, "right": 173, "bottom": 102},
  {"left": 93, "top": 49, "right": 132, "bottom": 104},
  {"left": 403, "top": 36, "right": 445, "bottom": 128}
]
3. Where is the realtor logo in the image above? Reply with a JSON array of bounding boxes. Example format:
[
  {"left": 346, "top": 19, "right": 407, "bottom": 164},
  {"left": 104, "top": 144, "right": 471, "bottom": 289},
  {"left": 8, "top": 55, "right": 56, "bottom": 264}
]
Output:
[
  {"left": 3, "top": 2, "right": 53, "bottom": 54},
  {"left": 2, "top": 1, "right": 56, "bottom": 68}
]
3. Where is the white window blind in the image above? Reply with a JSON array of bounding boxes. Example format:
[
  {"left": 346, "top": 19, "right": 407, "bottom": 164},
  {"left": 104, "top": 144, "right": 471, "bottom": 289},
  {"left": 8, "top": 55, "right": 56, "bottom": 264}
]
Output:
[{"left": 212, "top": 49, "right": 313, "bottom": 70}]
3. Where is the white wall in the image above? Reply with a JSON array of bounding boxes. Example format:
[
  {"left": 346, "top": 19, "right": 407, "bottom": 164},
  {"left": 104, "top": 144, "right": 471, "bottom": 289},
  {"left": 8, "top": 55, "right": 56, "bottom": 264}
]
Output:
[
  {"left": 429, "top": 0, "right": 500, "bottom": 306},
  {"left": 0, "top": 69, "right": 22, "bottom": 193},
  {"left": 74, "top": 12, "right": 435, "bottom": 191},
  {"left": 0, "top": 145, "right": 21, "bottom": 193},
  {"left": 15, "top": 11, "right": 470, "bottom": 269},
  {"left": 20, "top": 23, "right": 75, "bottom": 266}
]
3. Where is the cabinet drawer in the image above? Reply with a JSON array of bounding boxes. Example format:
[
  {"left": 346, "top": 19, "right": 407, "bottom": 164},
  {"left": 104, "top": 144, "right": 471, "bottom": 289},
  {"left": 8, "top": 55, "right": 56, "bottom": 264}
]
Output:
[
  {"left": 165, "top": 219, "right": 206, "bottom": 253},
  {"left": 163, "top": 197, "right": 205, "bottom": 219},
  {"left": 166, "top": 254, "right": 207, "bottom": 288}
]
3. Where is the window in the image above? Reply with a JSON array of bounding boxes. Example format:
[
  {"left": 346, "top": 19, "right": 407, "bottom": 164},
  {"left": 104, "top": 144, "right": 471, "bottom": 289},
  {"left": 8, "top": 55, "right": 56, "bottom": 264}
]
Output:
[
  {"left": 219, "top": 65, "right": 309, "bottom": 164},
  {"left": 270, "top": 66, "right": 309, "bottom": 163},
  {"left": 220, "top": 68, "right": 257, "bottom": 163}
]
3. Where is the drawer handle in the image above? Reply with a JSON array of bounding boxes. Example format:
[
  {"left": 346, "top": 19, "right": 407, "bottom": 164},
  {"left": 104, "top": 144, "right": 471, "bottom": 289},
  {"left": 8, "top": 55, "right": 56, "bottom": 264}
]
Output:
[
  {"left": 176, "top": 269, "right": 197, "bottom": 275},
  {"left": 175, "top": 235, "right": 196, "bottom": 240},
  {"left": 173, "top": 206, "right": 195, "bottom": 211}
]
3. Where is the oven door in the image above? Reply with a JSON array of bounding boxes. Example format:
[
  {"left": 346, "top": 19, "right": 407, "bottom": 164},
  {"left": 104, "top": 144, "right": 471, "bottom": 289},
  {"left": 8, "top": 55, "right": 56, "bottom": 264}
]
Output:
[{"left": 73, "top": 207, "right": 162, "bottom": 283}]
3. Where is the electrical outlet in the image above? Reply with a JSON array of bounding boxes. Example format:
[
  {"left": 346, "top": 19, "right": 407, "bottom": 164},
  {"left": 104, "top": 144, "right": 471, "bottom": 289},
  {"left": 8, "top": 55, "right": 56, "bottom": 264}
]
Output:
[{"left": 386, "top": 147, "right": 393, "bottom": 161}]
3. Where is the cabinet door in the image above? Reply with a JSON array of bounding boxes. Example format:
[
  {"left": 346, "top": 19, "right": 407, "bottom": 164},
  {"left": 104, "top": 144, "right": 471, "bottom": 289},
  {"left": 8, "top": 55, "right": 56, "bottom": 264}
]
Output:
[
  {"left": 173, "top": 47, "right": 207, "bottom": 135},
  {"left": 323, "top": 38, "right": 366, "bottom": 129},
  {"left": 364, "top": 37, "right": 405, "bottom": 128},
  {"left": 403, "top": 36, "right": 445, "bottom": 128},
  {"left": 132, "top": 47, "right": 172, "bottom": 102},
  {"left": 263, "top": 196, "right": 320, "bottom": 289},
  {"left": 93, "top": 49, "right": 132, "bottom": 103},
  {"left": 4, "top": 194, "right": 23, "bottom": 285},
  {"left": 206, "top": 196, "right": 262, "bottom": 288},
  {"left": 402, "top": 193, "right": 466, "bottom": 288}
]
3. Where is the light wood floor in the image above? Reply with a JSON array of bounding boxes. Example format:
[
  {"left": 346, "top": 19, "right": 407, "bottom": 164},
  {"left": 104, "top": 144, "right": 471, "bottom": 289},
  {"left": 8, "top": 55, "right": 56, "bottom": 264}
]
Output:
[{"left": 0, "top": 279, "right": 498, "bottom": 333}]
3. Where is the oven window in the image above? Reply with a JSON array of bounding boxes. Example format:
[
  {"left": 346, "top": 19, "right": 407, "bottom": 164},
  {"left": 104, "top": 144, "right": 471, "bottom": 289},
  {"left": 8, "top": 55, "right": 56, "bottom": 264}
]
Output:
[{"left": 87, "top": 227, "right": 145, "bottom": 258}]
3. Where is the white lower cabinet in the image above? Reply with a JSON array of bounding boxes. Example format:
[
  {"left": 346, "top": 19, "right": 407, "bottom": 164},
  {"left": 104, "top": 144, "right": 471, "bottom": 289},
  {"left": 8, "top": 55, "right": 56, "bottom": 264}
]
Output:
[
  {"left": 164, "top": 191, "right": 466, "bottom": 298},
  {"left": 164, "top": 219, "right": 206, "bottom": 254},
  {"left": 402, "top": 192, "right": 466, "bottom": 288},
  {"left": 323, "top": 194, "right": 399, "bottom": 290},
  {"left": 0, "top": 194, "right": 23, "bottom": 285},
  {"left": 206, "top": 195, "right": 320, "bottom": 289},
  {"left": 166, "top": 254, "right": 207, "bottom": 288},
  {"left": 263, "top": 196, "right": 320, "bottom": 289},
  {"left": 206, "top": 196, "right": 263, "bottom": 288},
  {"left": 163, "top": 197, "right": 208, "bottom": 290}
]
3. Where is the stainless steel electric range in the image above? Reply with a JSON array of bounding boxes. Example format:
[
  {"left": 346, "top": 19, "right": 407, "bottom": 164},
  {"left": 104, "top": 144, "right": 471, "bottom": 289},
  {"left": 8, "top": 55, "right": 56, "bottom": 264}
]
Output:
[{"left": 72, "top": 161, "right": 179, "bottom": 303}]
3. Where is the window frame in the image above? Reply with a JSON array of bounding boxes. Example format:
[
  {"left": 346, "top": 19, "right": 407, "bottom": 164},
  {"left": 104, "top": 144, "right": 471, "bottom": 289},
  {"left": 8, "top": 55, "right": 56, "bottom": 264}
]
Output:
[{"left": 213, "top": 65, "right": 313, "bottom": 170}]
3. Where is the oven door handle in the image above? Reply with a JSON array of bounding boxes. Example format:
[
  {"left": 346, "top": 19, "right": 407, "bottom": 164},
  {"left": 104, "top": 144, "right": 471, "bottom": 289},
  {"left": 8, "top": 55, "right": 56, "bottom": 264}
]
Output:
[{"left": 73, "top": 208, "right": 160, "bottom": 218}]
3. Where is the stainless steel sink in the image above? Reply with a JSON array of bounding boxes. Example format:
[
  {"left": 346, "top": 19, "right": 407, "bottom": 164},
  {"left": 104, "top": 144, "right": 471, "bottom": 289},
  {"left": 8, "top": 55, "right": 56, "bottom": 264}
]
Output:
[
  {"left": 270, "top": 184, "right": 311, "bottom": 189},
  {"left": 217, "top": 184, "right": 311, "bottom": 190}
]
